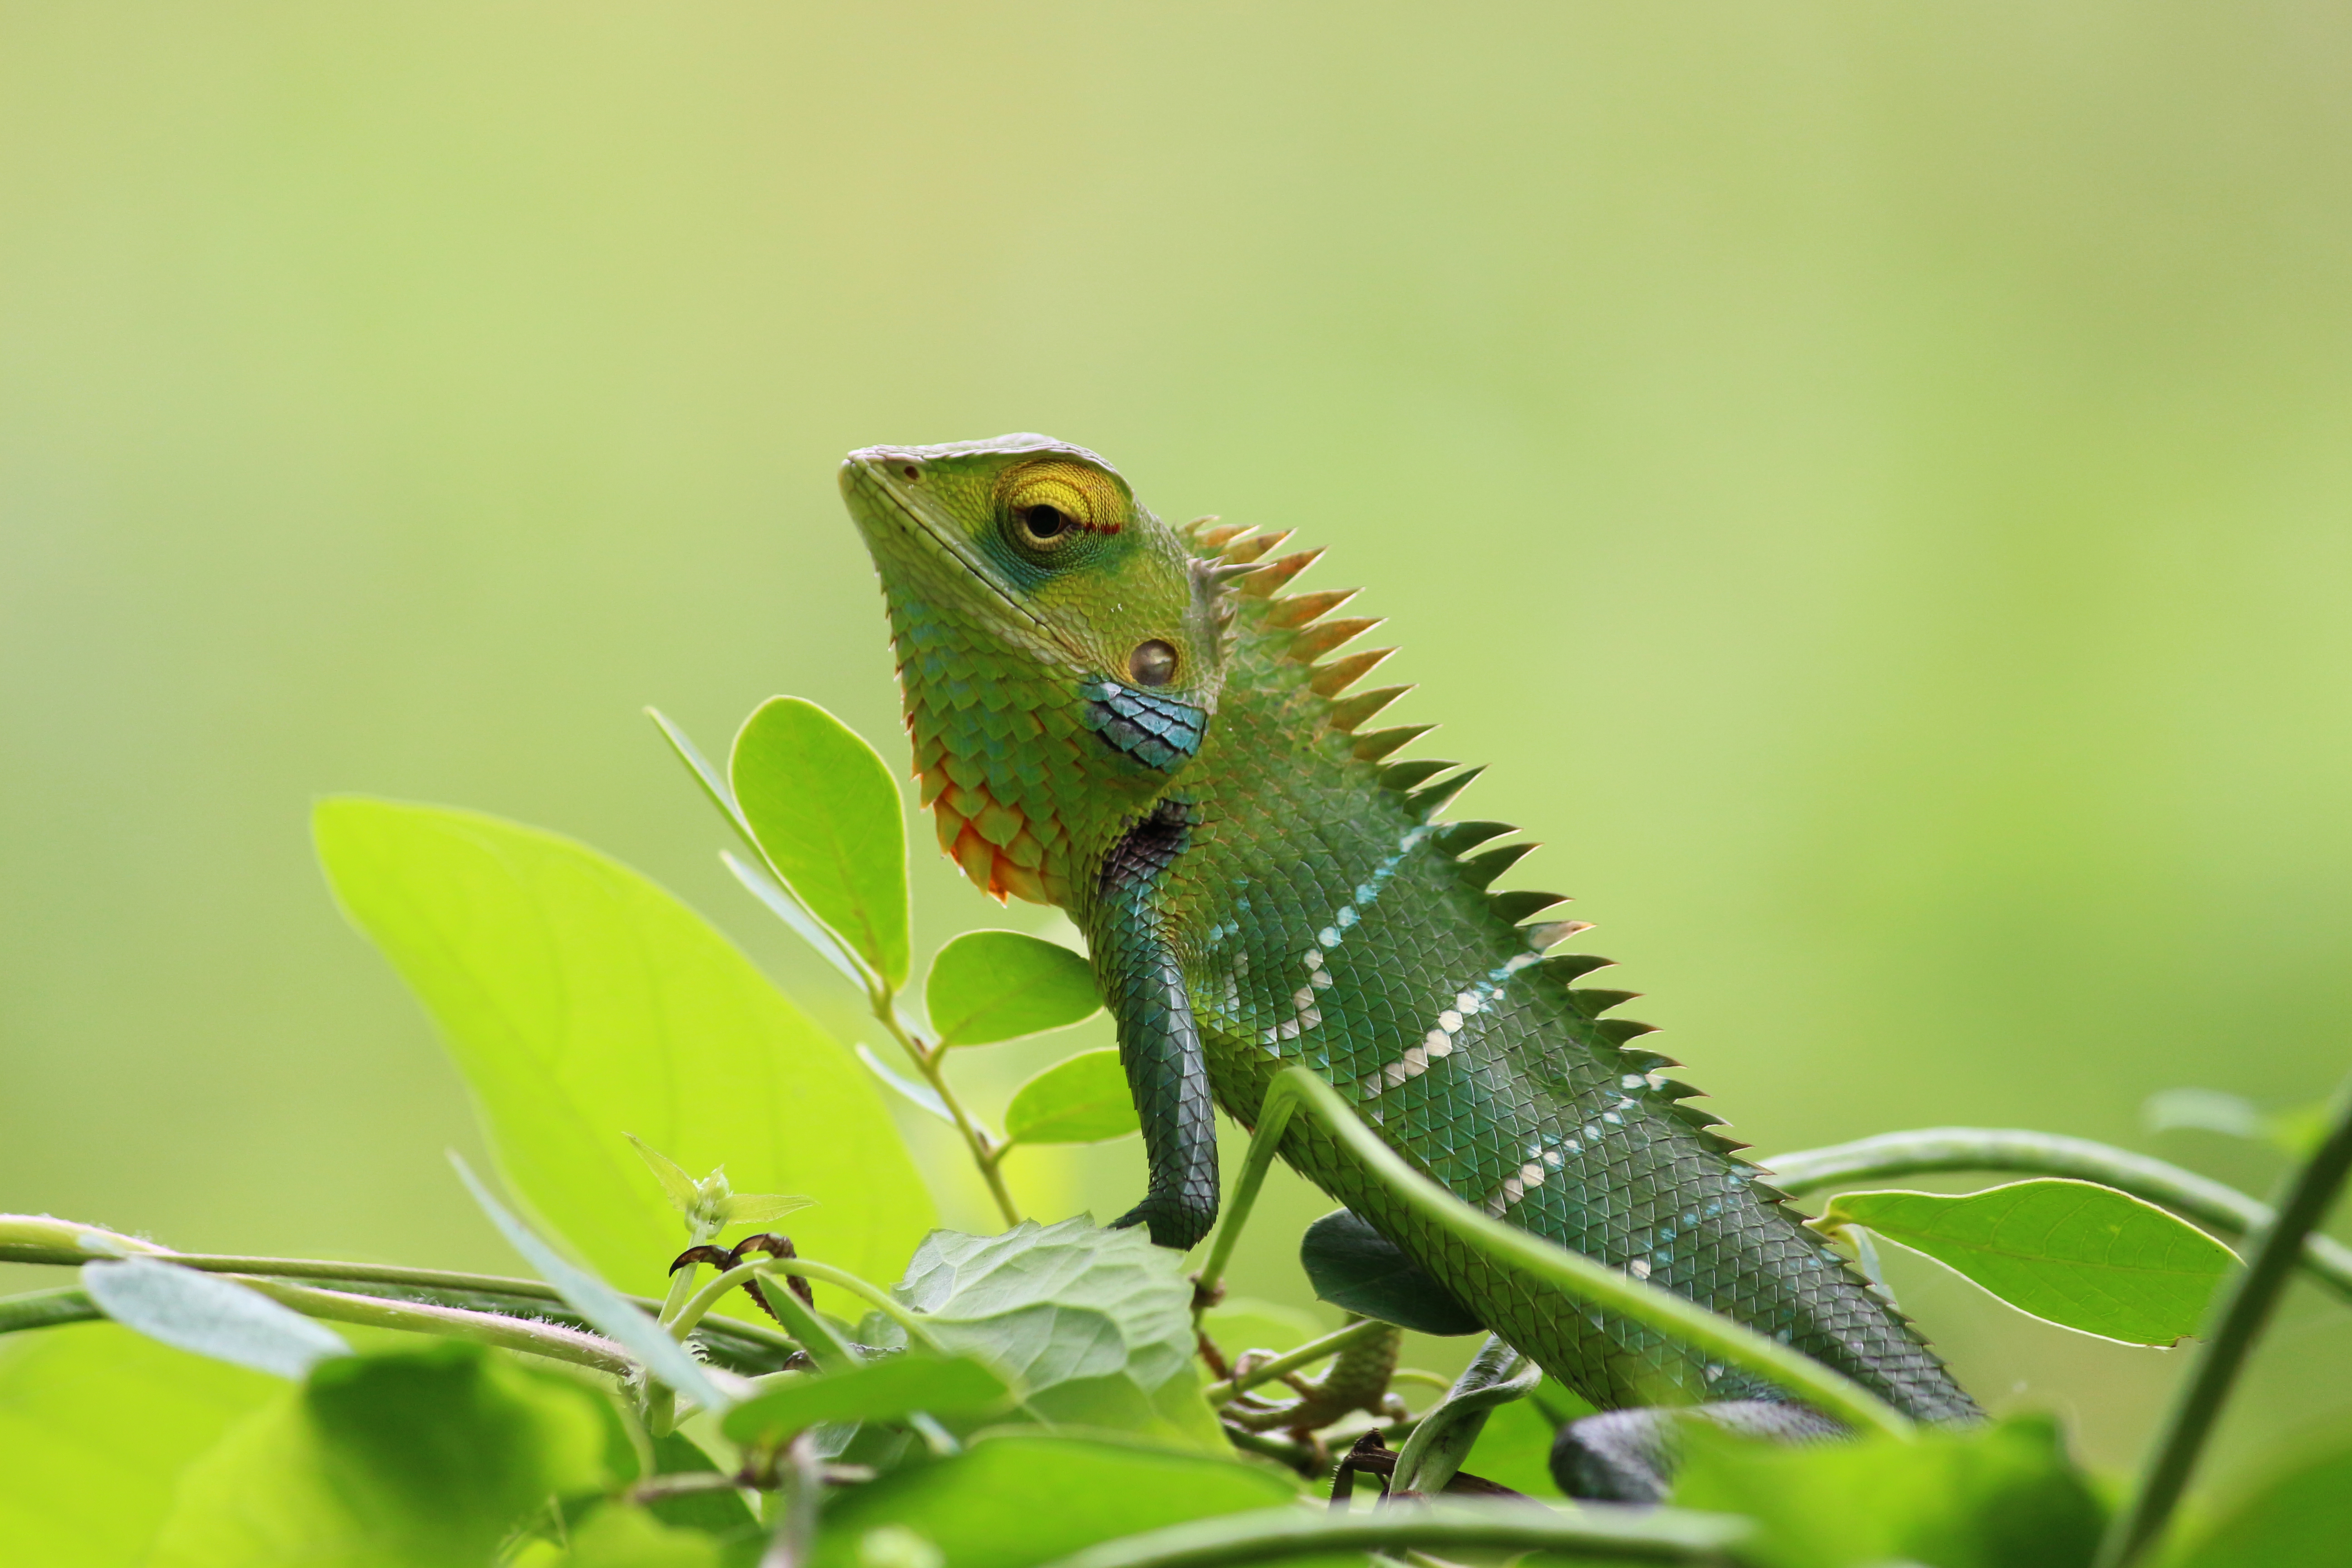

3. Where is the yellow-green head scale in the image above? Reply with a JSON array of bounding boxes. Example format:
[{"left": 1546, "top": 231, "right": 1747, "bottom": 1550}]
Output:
[{"left": 841, "top": 435, "right": 1227, "bottom": 907}]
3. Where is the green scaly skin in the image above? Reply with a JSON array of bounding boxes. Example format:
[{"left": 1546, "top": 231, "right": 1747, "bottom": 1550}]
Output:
[{"left": 840, "top": 435, "right": 1977, "bottom": 1425}]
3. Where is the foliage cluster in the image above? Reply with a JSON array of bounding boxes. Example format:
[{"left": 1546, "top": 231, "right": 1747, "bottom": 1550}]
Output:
[{"left": 1, "top": 696, "right": 2347, "bottom": 1568}]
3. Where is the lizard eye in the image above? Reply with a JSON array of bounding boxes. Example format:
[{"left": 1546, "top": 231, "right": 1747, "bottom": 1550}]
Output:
[
  {"left": 1129, "top": 640, "right": 1178, "bottom": 687},
  {"left": 1019, "top": 504, "right": 1071, "bottom": 541}
]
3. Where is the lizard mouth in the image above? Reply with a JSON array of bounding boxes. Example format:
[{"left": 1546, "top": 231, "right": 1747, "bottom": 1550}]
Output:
[{"left": 845, "top": 457, "right": 1081, "bottom": 662}]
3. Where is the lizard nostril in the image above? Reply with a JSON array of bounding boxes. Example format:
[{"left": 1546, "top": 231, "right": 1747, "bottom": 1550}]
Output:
[{"left": 900, "top": 463, "right": 922, "bottom": 481}]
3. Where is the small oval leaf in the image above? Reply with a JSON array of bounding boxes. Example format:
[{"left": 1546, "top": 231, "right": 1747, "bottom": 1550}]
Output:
[
  {"left": 1821, "top": 1179, "right": 2238, "bottom": 1345},
  {"left": 1300, "top": 1209, "right": 1484, "bottom": 1337},
  {"left": 925, "top": 930, "right": 1100, "bottom": 1048},
  {"left": 81, "top": 1258, "right": 351, "bottom": 1379},
  {"left": 731, "top": 697, "right": 911, "bottom": 990},
  {"left": 1004, "top": 1050, "right": 1141, "bottom": 1146},
  {"left": 721, "top": 1355, "right": 1010, "bottom": 1446}
]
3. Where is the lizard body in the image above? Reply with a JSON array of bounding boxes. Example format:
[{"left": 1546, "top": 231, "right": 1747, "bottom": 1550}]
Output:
[{"left": 840, "top": 435, "right": 1976, "bottom": 1425}]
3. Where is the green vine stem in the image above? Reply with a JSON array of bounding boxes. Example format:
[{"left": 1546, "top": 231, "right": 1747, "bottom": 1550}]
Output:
[
  {"left": 870, "top": 1000, "right": 1024, "bottom": 1230},
  {"left": 1764, "top": 1127, "right": 2352, "bottom": 1304},
  {"left": 1388, "top": 1335, "right": 1536, "bottom": 1496},
  {"left": 1201, "top": 1318, "right": 1393, "bottom": 1406},
  {"left": 1033, "top": 1497, "right": 1750, "bottom": 1568},
  {"left": 1206, "top": 1069, "right": 1914, "bottom": 1439},
  {"left": 0, "top": 1223, "right": 799, "bottom": 1369},
  {"left": 670, "top": 1256, "right": 927, "bottom": 1352},
  {"left": 2095, "top": 1073, "right": 2352, "bottom": 1568},
  {"left": 230, "top": 1276, "right": 636, "bottom": 1376}
]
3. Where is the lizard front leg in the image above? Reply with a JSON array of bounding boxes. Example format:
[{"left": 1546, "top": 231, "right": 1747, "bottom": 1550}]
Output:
[{"left": 1090, "top": 798, "right": 1219, "bottom": 1250}]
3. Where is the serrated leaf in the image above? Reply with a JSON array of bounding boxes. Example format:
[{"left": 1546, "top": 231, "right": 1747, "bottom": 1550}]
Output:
[
  {"left": 143, "top": 1343, "right": 616, "bottom": 1568},
  {"left": 626, "top": 1134, "right": 704, "bottom": 1217},
  {"left": 806, "top": 1431, "right": 1301, "bottom": 1568},
  {"left": 313, "top": 798, "right": 932, "bottom": 1308},
  {"left": 82, "top": 1259, "right": 351, "bottom": 1380},
  {"left": 451, "top": 1154, "right": 734, "bottom": 1413},
  {"left": 924, "top": 930, "right": 1100, "bottom": 1047},
  {"left": 1300, "top": 1208, "right": 1484, "bottom": 1337},
  {"left": 1003, "top": 1049, "right": 1139, "bottom": 1146},
  {"left": 0, "top": 1325, "right": 279, "bottom": 1566},
  {"left": 721, "top": 1355, "right": 1010, "bottom": 1446},
  {"left": 731, "top": 697, "right": 911, "bottom": 990},
  {"left": 1821, "top": 1179, "right": 2236, "bottom": 1345},
  {"left": 714, "top": 1192, "right": 817, "bottom": 1228},
  {"left": 885, "top": 1219, "right": 1223, "bottom": 1450}
]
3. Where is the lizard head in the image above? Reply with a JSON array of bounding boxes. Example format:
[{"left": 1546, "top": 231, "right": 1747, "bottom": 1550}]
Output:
[{"left": 840, "top": 434, "right": 1226, "bottom": 908}]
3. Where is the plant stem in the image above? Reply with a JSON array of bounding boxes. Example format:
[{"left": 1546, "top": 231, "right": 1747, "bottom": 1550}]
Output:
[
  {"left": 1030, "top": 1498, "right": 1751, "bottom": 1568},
  {"left": 871, "top": 999, "right": 1023, "bottom": 1229},
  {"left": 1388, "top": 1336, "right": 1535, "bottom": 1496},
  {"left": 671, "top": 1256, "right": 927, "bottom": 1352},
  {"left": 1765, "top": 1127, "right": 2352, "bottom": 1305},
  {"left": 2095, "top": 1074, "right": 2352, "bottom": 1568},
  {"left": 1203, "top": 1318, "right": 1394, "bottom": 1405},
  {"left": 226, "top": 1276, "right": 635, "bottom": 1375}
]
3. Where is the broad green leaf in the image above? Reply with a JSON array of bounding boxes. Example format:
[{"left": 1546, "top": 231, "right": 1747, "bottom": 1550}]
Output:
[
  {"left": 1300, "top": 1207, "right": 1484, "bottom": 1336},
  {"left": 1003, "top": 1049, "right": 1139, "bottom": 1146},
  {"left": 722, "top": 1355, "right": 1009, "bottom": 1446},
  {"left": 925, "top": 930, "right": 1100, "bottom": 1047},
  {"left": 145, "top": 1343, "right": 616, "bottom": 1568},
  {"left": 1459, "top": 1395, "right": 1566, "bottom": 1496},
  {"left": 0, "top": 1325, "right": 279, "bottom": 1567},
  {"left": 314, "top": 799, "right": 933, "bottom": 1308},
  {"left": 1820, "top": 1179, "right": 2236, "bottom": 1345},
  {"left": 725, "top": 848, "right": 873, "bottom": 992},
  {"left": 883, "top": 1218, "right": 1225, "bottom": 1450},
  {"left": 730, "top": 697, "right": 910, "bottom": 989},
  {"left": 1674, "top": 1414, "right": 2103, "bottom": 1568},
  {"left": 807, "top": 1431, "right": 1300, "bottom": 1568},
  {"left": 2173, "top": 1430, "right": 2352, "bottom": 1567},
  {"left": 452, "top": 1154, "right": 733, "bottom": 1414},
  {"left": 82, "top": 1258, "right": 351, "bottom": 1379}
]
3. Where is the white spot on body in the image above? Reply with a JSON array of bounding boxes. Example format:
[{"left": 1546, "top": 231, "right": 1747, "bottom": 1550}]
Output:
[{"left": 1627, "top": 1259, "right": 1651, "bottom": 1281}]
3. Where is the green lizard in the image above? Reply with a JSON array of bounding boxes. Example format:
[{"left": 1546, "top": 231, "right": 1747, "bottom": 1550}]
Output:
[{"left": 839, "top": 434, "right": 1978, "bottom": 1434}]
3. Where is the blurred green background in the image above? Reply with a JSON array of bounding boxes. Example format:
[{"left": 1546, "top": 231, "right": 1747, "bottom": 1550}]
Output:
[{"left": 4, "top": 1, "right": 2348, "bottom": 1486}]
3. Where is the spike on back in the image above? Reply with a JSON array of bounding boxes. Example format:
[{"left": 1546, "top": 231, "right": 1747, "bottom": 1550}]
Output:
[
  {"left": 1242, "top": 548, "right": 1323, "bottom": 598},
  {"left": 1265, "top": 586, "right": 1357, "bottom": 629},
  {"left": 1289, "top": 617, "right": 1384, "bottom": 662},
  {"left": 1221, "top": 529, "right": 1293, "bottom": 565},
  {"left": 1308, "top": 647, "right": 1398, "bottom": 696},
  {"left": 1352, "top": 723, "right": 1437, "bottom": 763},
  {"left": 1194, "top": 520, "right": 1252, "bottom": 552},
  {"left": 1325, "top": 684, "right": 1412, "bottom": 735}
]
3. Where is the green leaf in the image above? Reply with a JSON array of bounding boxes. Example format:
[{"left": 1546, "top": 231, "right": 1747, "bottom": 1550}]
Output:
[
  {"left": 548, "top": 1506, "right": 731, "bottom": 1568},
  {"left": 1300, "top": 1207, "right": 1484, "bottom": 1336},
  {"left": 1819, "top": 1179, "right": 2237, "bottom": 1345},
  {"left": 638, "top": 1431, "right": 761, "bottom": 1546},
  {"left": 0, "top": 1325, "right": 279, "bottom": 1567},
  {"left": 1673, "top": 1413, "right": 2103, "bottom": 1568},
  {"left": 806, "top": 1431, "right": 1300, "bottom": 1568},
  {"left": 451, "top": 1154, "right": 734, "bottom": 1414},
  {"left": 144, "top": 1342, "right": 617, "bottom": 1568},
  {"left": 730, "top": 696, "right": 911, "bottom": 990},
  {"left": 721, "top": 1355, "right": 1010, "bottom": 1446},
  {"left": 715, "top": 1192, "right": 818, "bottom": 1229},
  {"left": 81, "top": 1258, "right": 352, "bottom": 1379},
  {"left": 627, "top": 1133, "right": 705, "bottom": 1216},
  {"left": 2173, "top": 1430, "right": 2352, "bottom": 1567},
  {"left": 1458, "top": 1394, "right": 1566, "bottom": 1496},
  {"left": 1003, "top": 1049, "right": 1140, "bottom": 1146},
  {"left": 724, "top": 848, "right": 874, "bottom": 993},
  {"left": 884, "top": 1218, "right": 1225, "bottom": 1450},
  {"left": 924, "top": 930, "right": 1100, "bottom": 1047},
  {"left": 313, "top": 798, "right": 934, "bottom": 1307}
]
